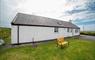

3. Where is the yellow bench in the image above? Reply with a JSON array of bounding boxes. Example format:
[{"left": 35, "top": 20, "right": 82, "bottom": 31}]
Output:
[{"left": 57, "top": 36, "right": 68, "bottom": 48}]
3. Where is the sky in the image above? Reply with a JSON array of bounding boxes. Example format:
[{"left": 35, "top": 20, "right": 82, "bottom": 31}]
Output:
[{"left": 0, "top": 0, "right": 95, "bottom": 31}]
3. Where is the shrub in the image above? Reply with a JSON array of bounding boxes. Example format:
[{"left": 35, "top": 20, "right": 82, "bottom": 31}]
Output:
[{"left": 80, "top": 31, "right": 95, "bottom": 36}]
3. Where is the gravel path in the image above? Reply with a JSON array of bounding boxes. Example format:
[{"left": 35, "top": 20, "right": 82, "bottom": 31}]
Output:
[{"left": 79, "top": 35, "right": 95, "bottom": 41}]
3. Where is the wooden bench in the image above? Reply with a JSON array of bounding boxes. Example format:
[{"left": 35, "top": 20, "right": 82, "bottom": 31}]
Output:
[{"left": 57, "top": 36, "right": 68, "bottom": 48}]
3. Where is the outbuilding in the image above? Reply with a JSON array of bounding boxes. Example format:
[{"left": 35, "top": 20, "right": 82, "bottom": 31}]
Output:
[{"left": 11, "top": 13, "right": 80, "bottom": 44}]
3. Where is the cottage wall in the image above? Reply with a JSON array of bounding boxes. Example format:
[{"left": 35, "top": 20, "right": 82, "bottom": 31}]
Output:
[
  {"left": 11, "top": 26, "right": 18, "bottom": 44},
  {"left": 11, "top": 25, "right": 80, "bottom": 44}
]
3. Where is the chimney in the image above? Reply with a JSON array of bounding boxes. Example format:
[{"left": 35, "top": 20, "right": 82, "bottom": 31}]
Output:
[{"left": 69, "top": 20, "right": 72, "bottom": 23}]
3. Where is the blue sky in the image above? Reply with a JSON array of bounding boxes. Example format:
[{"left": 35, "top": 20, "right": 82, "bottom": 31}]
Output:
[
  {"left": 72, "top": 19, "right": 95, "bottom": 25},
  {"left": 0, "top": 0, "right": 95, "bottom": 31}
]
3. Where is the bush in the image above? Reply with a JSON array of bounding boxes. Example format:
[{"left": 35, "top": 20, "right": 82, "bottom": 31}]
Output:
[
  {"left": 0, "top": 27, "right": 11, "bottom": 44},
  {"left": 80, "top": 31, "right": 95, "bottom": 36}
]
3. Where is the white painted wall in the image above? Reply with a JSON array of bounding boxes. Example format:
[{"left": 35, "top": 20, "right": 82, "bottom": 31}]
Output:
[
  {"left": 19, "top": 26, "right": 58, "bottom": 43},
  {"left": 11, "top": 25, "right": 80, "bottom": 44},
  {"left": 74, "top": 29, "right": 80, "bottom": 35},
  {"left": 11, "top": 26, "right": 18, "bottom": 44}
]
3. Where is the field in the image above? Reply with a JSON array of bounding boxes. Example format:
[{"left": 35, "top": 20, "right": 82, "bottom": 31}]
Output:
[
  {"left": 80, "top": 31, "right": 95, "bottom": 36},
  {"left": 0, "top": 27, "right": 11, "bottom": 44},
  {"left": 0, "top": 27, "right": 95, "bottom": 60}
]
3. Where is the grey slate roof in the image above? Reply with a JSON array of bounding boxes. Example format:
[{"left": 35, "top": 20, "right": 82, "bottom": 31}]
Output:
[{"left": 11, "top": 13, "right": 80, "bottom": 29}]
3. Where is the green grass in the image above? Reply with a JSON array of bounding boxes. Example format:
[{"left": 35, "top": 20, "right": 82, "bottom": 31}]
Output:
[
  {"left": 80, "top": 31, "right": 95, "bottom": 36},
  {"left": 0, "top": 39, "right": 95, "bottom": 60},
  {"left": 0, "top": 27, "right": 95, "bottom": 60},
  {"left": 0, "top": 27, "right": 11, "bottom": 44}
]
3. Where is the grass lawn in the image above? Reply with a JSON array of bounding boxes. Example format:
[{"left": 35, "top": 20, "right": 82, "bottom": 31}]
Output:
[{"left": 0, "top": 27, "right": 95, "bottom": 60}]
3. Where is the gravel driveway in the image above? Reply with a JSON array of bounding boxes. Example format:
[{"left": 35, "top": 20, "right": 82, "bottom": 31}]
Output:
[{"left": 80, "top": 35, "right": 95, "bottom": 41}]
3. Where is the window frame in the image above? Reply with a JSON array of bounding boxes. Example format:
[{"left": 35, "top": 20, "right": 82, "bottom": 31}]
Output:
[
  {"left": 67, "top": 28, "right": 69, "bottom": 32},
  {"left": 54, "top": 27, "right": 59, "bottom": 33},
  {"left": 67, "top": 28, "right": 73, "bottom": 32},
  {"left": 75, "top": 29, "right": 78, "bottom": 33},
  {"left": 71, "top": 28, "right": 73, "bottom": 32}
]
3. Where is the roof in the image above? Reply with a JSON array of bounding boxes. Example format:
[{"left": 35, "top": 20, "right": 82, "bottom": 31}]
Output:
[{"left": 11, "top": 13, "right": 80, "bottom": 29}]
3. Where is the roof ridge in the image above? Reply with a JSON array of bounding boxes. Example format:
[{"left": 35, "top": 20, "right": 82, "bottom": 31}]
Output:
[
  {"left": 18, "top": 13, "right": 68, "bottom": 22},
  {"left": 11, "top": 13, "right": 80, "bottom": 29}
]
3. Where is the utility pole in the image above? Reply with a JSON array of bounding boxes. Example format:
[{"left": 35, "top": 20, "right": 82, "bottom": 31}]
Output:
[{"left": 83, "top": 25, "right": 84, "bottom": 31}]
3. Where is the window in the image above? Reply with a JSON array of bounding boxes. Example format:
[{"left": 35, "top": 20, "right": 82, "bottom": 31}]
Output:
[
  {"left": 75, "top": 29, "right": 78, "bottom": 33},
  {"left": 54, "top": 27, "right": 58, "bottom": 33},
  {"left": 67, "top": 28, "right": 69, "bottom": 32},
  {"left": 67, "top": 28, "right": 73, "bottom": 32},
  {"left": 71, "top": 29, "right": 73, "bottom": 32}
]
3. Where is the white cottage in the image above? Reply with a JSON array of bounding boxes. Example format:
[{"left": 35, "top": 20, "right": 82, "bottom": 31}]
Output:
[{"left": 11, "top": 13, "right": 80, "bottom": 44}]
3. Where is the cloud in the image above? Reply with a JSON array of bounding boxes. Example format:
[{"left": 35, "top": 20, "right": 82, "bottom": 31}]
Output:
[
  {"left": 65, "top": 0, "right": 95, "bottom": 15},
  {"left": 0, "top": 0, "right": 95, "bottom": 28},
  {"left": 66, "top": 9, "right": 86, "bottom": 15},
  {"left": 63, "top": 0, "right": 95, "bottom": 29},
  {"left": 79, "top": 24, "right": 95, "bottom": 31},
  {"left": 86, "top": 0, "right": 95, "bottom": 11},
  {"left": 0, "top": 0, "right": 25, "bottom": 27},
  {"left": 73, "top": 19, "right": 95, "bottom": 25}
]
